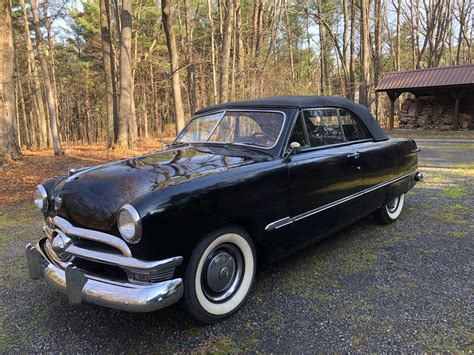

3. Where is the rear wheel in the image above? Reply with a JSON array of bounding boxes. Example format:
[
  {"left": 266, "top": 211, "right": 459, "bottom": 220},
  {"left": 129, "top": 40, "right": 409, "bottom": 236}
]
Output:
[
  {"left": 184, "top": 225, "right": 256, "bottom": 324},
  {"left": 374, "top": 193, "right": 405, "bottom": 224}
]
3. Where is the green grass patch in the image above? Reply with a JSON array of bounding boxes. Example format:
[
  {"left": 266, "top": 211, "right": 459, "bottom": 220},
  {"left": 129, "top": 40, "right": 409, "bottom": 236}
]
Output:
[
  {"left": 430, "top": 204, "right": 469, "bottom": 226},
  {"left": 198, "top": 335, "right": 257, "bottom": 352},
  {"left": 441, "top": 185, "right": 466, "bottom": 198},
  {"left": 450, "top": 231, "right": 467, "bottom": 238},
  {"left": 385, "top": 129, "right": 474, "bottom": 139}
]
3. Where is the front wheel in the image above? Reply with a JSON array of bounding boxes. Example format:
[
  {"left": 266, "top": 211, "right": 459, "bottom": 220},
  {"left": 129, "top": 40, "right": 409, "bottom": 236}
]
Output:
[
  {"left": 374, "top": 193, "right": 405, "bottom": 224},
  {"left": 184, "top": 225, "right": 256, "bottom": 324}
]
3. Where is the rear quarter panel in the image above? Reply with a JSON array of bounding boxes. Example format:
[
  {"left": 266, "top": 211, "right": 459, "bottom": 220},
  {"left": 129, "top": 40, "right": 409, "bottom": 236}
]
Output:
[{"left": 357, "top": 137, "right": 418, "bottom": 215}]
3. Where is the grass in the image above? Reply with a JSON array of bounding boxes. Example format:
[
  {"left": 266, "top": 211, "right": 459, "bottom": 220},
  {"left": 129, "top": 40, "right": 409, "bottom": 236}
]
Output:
[
  {"left": 430, "top": 204, "right": 469, "bottom": 226},
  {"left": 0, "top": 203, "right": 41, "bottom": 250},
  {"left": 385, "top": 129, "right": 474, "bottom": 139},
  {"left": 198, "top": 335, "right": 258, "bottom": 352},
  {"left": 450, "top": 231, "right": 467, "bottom": 238},
  {"left": 415, "top": 323, "right": 474, "bottom": 351},
  {"left": 441, "top": 185, "right": 466, "bottom": 198}
]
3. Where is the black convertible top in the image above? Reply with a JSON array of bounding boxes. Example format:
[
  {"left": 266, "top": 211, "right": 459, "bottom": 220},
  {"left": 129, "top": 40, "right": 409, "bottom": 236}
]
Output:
[{"left": 195, "top": 96, "right": 388, "bottom": 141}]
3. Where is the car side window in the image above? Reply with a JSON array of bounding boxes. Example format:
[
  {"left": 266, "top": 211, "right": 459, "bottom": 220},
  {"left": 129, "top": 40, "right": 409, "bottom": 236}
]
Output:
[
  {"left": 338, "top": 109, "right": 371, "bottom": 141},
  {"left": 303, "top": 109, "right": 344, "bottom": 147},
  {"left": 288, "top": 115, "right": 309, "bottom": 148}
]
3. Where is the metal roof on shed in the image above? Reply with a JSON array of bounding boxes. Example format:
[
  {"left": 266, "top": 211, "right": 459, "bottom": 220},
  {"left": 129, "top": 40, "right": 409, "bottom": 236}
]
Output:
[{"left": 376, "top": 64, "right": 474, "bottom": 92}]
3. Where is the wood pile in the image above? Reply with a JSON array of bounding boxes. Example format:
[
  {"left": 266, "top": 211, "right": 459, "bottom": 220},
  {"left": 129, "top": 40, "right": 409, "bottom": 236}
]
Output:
[{"left": 398, "top": 97, "right": 472, "bottom": 130}]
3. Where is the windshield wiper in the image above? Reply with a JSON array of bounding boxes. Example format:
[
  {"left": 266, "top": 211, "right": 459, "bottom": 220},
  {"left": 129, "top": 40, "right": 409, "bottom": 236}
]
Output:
[{"left": 170, "top": 142, "right": 191, "bottom": 147}]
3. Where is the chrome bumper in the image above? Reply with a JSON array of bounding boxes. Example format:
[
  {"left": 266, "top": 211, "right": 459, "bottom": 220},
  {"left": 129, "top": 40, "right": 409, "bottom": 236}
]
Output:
[{"left": 26, "top": 239, "right": 184, "bottom": 312}]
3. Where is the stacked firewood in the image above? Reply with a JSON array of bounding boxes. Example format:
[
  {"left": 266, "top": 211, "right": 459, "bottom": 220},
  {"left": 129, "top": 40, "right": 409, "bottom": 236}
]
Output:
[{"left": 398, "top": 97, "right": 472, "bottom": 130}]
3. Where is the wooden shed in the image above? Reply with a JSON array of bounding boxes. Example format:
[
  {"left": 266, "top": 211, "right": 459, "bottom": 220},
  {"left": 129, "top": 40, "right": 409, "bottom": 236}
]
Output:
[{"left": 376, "top": 64, "right": 474, "bottom": 130}]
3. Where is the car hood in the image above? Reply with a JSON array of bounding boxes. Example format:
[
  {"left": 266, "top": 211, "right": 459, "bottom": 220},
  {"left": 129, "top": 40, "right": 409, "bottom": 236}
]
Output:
[{"left": 52, "top": 144, "right": 270, "bottom": 230}]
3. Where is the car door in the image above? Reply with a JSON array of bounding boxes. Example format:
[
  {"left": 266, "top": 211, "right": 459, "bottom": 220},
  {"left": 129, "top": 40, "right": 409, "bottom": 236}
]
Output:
[
  {"left": 287, "top": 108, "right": 364, "bottom": 249},
  {"left": 337, "top": 108, "right": 400, "bottom": 216}
]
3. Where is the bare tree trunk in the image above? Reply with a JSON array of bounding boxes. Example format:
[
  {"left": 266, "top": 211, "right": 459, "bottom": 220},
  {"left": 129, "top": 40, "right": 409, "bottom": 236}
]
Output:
[
  {"left": 207, "top": 0, "right": 218, "bottom": 104},
  {"left": 394, "top": 0, "right": 402, "bottom": 71},
  {"left": 30, "top": 0, "right": 61, "bottom": 155},
  {"left": 408, "top": 0, "right": 417, "bottom": 68},
  {"left": 110, "top": 0, "right": 121, "bottom": 139},
  {"left": 0, "top": 0, "right": 22, "bottom": 160},
  {"left": 342, "top": 0, "right": 350, "bottom": 98},
  {"left": 349, "top": 0, "right": 356, "bottom": 101},
  {"left": 142, "top": 89, "right": 148, "bottom": 138},
  {"left": 285, "top": 1, "right": 295, "bottom": 81},
  {"left": 19, "top": 0, "right": 47, "bottom": 149},
  {"left": 15, "top": 56, "right": 31, "bottom": 149},
  {"left": 219, "top": 0, "right": 233, "bottom": 103},
  {"left": 359, "top": 0, "right": 370, "bottom": 106},
  {"left": 162, "top": 0, "right": 185, "bottom": 133},
  {"left": 43, "top": 0, "right": 59, "bottom": 128},
  {"left": 100, "top": 0, "right": 117, "bottom": 148},
  {"left": 317, "top": 0, "right": 331, "bottom": 95},
  {"left": 374, "top": 0, "right": 383, "bottom": 121},
  {"left": 455, "top": 0, "right": 469, "bottom": 64},
  {"left": 235, "top": 0, "right": 245, "bottom": 99},
  {"left": 116, "top": 0, "right": 134, "bottom": 148},
  {"left": 184, "top": 0, "right": 197, "bottom": 113}
]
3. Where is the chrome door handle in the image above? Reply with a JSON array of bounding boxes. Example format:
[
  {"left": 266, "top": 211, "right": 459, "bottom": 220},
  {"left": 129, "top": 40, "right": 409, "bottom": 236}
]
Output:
[{"left": 347, "top": 152, "right": 360, "bottom": 159}]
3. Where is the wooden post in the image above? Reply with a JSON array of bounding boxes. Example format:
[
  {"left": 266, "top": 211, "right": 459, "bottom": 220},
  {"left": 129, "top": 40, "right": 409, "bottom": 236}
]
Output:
[
  {"left": 387, "top": 91, "right": 401, "bottom": 129},
  {"left": 453, "top": 96, "right": 459, "bottom": 130},
  {"left": 450, "top": 91, "right": 465, "bottom": 130}
]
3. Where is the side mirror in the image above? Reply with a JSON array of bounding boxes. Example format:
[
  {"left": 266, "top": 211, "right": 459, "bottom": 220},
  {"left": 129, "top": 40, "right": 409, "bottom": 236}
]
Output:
[
  {"left": 284, "top": 141, "right": 301, "bottom": 162},
  {"left": 289, "top": 141, "right": 301, "bottom": 154}
]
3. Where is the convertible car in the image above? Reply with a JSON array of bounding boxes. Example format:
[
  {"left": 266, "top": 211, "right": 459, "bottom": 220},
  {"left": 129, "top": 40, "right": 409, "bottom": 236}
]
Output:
[{"left": 26, "top": 96, "right": 423, "bottom": 323}]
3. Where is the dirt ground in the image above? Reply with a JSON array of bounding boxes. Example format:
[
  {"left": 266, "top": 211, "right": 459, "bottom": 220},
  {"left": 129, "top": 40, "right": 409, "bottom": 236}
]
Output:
[
  {"left": 0, "top": 140, "right": 165, "bottom": 207},
  {"left": 0, "top": 138, "right": 472, "bottom": 351}
]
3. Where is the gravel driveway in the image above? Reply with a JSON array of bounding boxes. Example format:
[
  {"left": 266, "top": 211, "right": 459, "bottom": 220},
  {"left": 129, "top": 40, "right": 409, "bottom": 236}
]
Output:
[{"left": 1, "top": 140, "right": 472, "bottom": 352}]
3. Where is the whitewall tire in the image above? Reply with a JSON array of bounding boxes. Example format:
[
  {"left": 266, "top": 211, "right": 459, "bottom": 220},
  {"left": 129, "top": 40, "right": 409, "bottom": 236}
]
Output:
[
  {"left": 184, "top": 225, "right": 256, "bottom": 323},
  {"left": 374, "top": 193, "right": 405, "bottom": 224}
]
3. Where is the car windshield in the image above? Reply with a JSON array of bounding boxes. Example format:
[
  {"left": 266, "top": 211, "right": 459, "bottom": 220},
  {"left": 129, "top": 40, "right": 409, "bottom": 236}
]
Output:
[{"left": 175, "top": 111, "right": 285, "bottom": 148}]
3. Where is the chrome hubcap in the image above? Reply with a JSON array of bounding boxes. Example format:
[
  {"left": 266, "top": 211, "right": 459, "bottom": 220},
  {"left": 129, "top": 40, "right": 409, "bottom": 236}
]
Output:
[
  {"left": 387, "top": 197, "right": 399, "bottom": 213},
  {"left": 202, "top": 243, "right": 243, "bottom": 302},
  {"left": 206, "top": 252, "right": 235, "bottom": 292}
]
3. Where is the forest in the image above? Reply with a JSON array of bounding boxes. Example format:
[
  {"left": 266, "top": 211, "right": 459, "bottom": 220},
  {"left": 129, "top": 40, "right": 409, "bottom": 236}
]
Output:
[{"left": 0, "top": 0, "right": 472, "bottom": 160}]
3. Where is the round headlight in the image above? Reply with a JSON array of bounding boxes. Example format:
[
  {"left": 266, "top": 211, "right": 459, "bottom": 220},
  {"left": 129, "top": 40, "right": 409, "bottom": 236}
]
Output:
[
  {"left": 34, "top": 185, "right": 48, "bottom": 212},
  {"left": 117, "top": 204, "right": 142, "bottom": 244}
]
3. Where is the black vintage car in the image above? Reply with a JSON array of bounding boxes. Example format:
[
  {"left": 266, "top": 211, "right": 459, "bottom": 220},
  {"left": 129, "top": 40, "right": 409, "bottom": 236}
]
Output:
[{"left": 26, "top": 96, "right": 423, "bottom": 323}]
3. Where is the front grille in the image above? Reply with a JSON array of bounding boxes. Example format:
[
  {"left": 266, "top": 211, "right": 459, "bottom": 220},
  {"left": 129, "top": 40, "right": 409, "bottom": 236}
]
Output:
[{"left": 43, "top": 216, "right": 180, "bottom": 285}]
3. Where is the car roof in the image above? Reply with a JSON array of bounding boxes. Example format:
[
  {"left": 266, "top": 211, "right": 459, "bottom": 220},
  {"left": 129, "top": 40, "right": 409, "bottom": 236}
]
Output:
[
  {"left": 195, "top": 96, "right": 389, "bottom": 141},
  {"left": 195, "top": 95, "right": 367, "bottom": 112}
]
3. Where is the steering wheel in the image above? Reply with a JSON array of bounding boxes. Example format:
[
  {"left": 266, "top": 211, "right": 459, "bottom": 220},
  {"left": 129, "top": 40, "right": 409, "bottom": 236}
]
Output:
[{"left": 250, "top": 132, "right": 274, "bottom": 145}]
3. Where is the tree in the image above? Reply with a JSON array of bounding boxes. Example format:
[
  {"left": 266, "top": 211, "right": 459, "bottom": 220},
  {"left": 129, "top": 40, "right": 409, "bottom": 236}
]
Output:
[
  {"left": 116, "top": 0, "right": 134, "bottom": 148},
  {"left": 184, "top": 0, "right": 197, "bottom": 114},
  {"left": 30, "top": 0, "right": 61, "bottom": 155},
  {"left": 349, "top": 0, "right": 356, "bottom": 100},
  {"left": 162, "top": 0, "right": 185, "bottom": 133},
  {"left": 359, "top": 0, "right": 370, "bottom": 106},
  {"left": 19, "top": 0, "right": 48, "bottom": 149},
  {"left": 0, "top": 0, "right": 22, "bottom": 160},
  {"left": 373, "top": 0, "right": 384, "bottom": 120},
  {"left": 99, "top": 0, "right": 118, "bottom": 148},
  {"left": 219, "top": 0, "right": 233, "bottom": 102}
]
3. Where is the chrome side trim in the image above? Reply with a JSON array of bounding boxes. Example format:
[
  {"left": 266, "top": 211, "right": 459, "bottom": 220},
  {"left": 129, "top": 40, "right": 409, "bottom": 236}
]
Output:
[
  {"left": 264, "top": 216, "right": 293, "bottom": 231},
  {"left": 265, "top": 171, "right": 416, "bottom": 231},
  {"left": 53, "top": 216, "right": 132, "bottom": 257}
]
